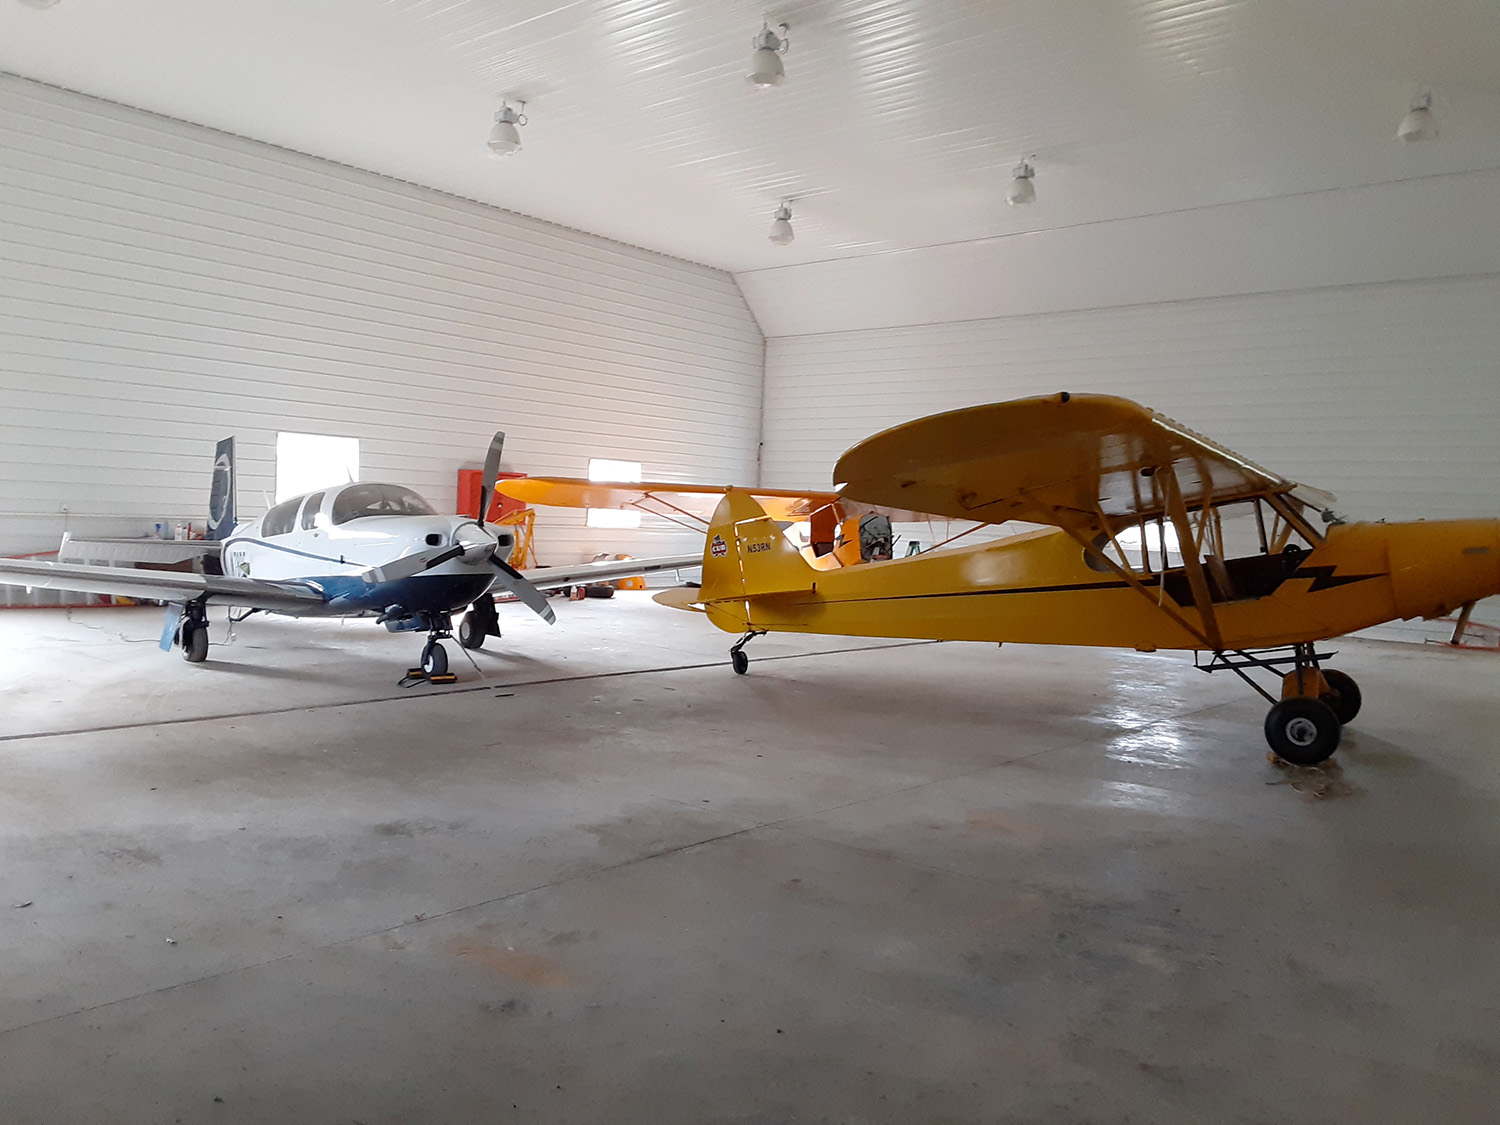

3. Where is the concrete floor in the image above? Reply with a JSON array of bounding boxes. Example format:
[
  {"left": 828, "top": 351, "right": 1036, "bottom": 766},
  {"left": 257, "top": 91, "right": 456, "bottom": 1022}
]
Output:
[{"left": 1, "top": 594, "right": 1499, "bottom": 1123}]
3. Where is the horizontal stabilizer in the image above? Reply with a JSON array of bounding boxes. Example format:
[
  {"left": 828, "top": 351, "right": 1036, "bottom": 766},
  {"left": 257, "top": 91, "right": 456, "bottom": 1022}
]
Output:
[{"left": 652, "top": 586, "right": 705, "bottom": 613}]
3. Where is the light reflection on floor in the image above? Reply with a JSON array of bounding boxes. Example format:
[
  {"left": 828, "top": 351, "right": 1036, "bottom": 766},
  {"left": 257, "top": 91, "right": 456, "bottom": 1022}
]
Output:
[
  {"left": 1092, "top": 657, "right": 1202, "bottom": 769},
  {"left": 1086, "top": 778, "right": 1191, "bottom": 814},
  {"left": 1106, "top": 727, "right": 1194, "bottom": 770}
]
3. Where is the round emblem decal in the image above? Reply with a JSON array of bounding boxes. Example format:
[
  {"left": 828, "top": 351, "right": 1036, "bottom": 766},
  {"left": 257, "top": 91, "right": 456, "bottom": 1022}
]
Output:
[{"left": 710, "top": 534, "right": 729, "bottom": 559}]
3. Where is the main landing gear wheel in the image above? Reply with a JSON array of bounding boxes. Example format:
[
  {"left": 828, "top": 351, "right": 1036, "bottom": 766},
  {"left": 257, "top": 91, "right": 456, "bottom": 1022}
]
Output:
[
  {"left": 1264, "top": 697, "right": 1341, "bottom": 766},
  {"left": 458, "top": 615, "right": 485, "bottom": 650},
  {"left": 1319, "top": 669, "right": 1362, "bottom": 724},
  {"left": 421, "top": 640, "right": 449, "bottom": 677},
  {"left": 181, "top": 621, "right": 209, "bottom": 663}
]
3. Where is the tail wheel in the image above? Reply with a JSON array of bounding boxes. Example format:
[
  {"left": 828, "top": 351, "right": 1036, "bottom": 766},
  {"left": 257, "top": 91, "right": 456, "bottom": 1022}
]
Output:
[
  {"left": 1265, "top": 697, "right": 1341, "bottom": 765},
  {"left": 1319, "top": 669, "right": 1362, "bottom": 724},
  {"left": 731, "top": 649, "right": 749, "bottom": 675},
  {"left": 458, "top": 615, "right": 485, "bottom": 650},
  {"left": 422, "top": 641, "right": 449, "bottom": 677},
  {"left": 181, "top": 622, "right": 209, "bottom": 663}
]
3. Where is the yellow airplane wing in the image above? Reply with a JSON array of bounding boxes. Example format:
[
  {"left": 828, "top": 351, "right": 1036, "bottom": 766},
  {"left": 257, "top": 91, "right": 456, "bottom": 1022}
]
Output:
[
  {"left": 833, "top": 392, "right": 1300, "bottom": 529},
  {"left": 498, "top": 478, "right": 843, "bottom": 523}
]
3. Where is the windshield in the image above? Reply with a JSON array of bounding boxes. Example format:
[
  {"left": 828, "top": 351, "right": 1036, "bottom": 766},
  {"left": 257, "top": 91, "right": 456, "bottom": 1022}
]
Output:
[{"left": 330, "top": 483, "right": 438, "bottom": 524}]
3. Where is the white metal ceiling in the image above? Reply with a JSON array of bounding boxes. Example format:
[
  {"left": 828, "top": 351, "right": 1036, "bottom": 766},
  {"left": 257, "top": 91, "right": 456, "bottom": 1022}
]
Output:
[{"left": 1, "top": 0, "right": 1498, "bottom": 274}]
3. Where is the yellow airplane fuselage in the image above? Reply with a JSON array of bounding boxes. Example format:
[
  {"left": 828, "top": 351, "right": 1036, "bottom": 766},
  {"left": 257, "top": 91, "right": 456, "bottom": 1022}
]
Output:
[{"left": 701, "top": 501, "right": 1500, "bottom": 652}]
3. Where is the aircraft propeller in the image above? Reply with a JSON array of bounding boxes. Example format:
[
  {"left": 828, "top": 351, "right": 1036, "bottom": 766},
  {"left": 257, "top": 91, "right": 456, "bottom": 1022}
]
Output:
[
  {"left": 478, "top": 430, "right": 504, "bottom": 530},
  {"left": 356, "top": 429, "right": 556, "bottom": 624}
]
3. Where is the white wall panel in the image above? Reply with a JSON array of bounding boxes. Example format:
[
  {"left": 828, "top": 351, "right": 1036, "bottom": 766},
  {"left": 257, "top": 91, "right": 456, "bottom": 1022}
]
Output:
[
  {"left": 0, "top": 77, "right": 763, "bottom": 560},
  {"left": 763, "top": 274, "right": 1500, "bottom": 528},
  {"left": 738, "top": 168, "right": 1500, "bottom": 339}
]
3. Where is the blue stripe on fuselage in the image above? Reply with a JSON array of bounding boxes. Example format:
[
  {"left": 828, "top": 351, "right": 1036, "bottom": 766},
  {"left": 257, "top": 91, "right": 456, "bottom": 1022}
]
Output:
[{"left": 307, "top": 572, "right": 495, "bottom": 615}]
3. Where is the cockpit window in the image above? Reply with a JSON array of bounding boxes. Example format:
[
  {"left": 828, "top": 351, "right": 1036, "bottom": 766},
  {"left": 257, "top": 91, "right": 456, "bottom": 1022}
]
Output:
[
  {"left": 299, "top": 491, "right": 326, "bottom": 531},
  {"left": 330, "top": 483, "right": 437, "bottom": 525},
  {"left": 261, "top": 497, "right": 302, "bottom": 537}
]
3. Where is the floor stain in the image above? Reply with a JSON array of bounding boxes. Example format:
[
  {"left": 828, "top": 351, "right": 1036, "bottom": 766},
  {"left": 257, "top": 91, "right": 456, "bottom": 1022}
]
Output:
[
  {"left": 1265, "top": 758, "right": 1362, "bottom": 799},
  {"left": 448, "top": 936, "right": 580, "bottom": 988},
  {"left": 100, "top": 846, "right": 163, "bottom": 867},
  {"left": 373, "top": 819, "right": 459, "bottom": 836}
]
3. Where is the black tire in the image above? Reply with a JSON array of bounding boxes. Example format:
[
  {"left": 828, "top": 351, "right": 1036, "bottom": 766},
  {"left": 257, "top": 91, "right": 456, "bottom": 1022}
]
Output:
[
  {"left": 458, "top": 615, "right": 485, "bottom": 650},
  {"left": 1319, "top": 669, "right": 1362, "bottom": 724},
  {"left": 181, "top": 622, "right": 209, "bottom": 663},
  {"left": 1264, "top": 697, "right": 1341, "bottom": 765},
  {"left": 731, "top": 649, "right": 749, "bottom": 675},
  {"left": 422, "top": 641, "right": 449, "bottom": 677}
]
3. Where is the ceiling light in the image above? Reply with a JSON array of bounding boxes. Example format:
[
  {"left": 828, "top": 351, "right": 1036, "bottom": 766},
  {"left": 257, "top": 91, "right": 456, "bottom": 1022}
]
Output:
[
  {"left": 487, "top": 102, "right": 526, "bottom": 157},
  {"left": 747, "top": 22, "right": 789, "bottom": 87},
  {"left": 1397, "top": 93, "right": 1437, "bottom": 142},
  {"left": 1007, "top": 160, "right": 1036, "bottom": 206},
  {"left": 768, "top": 202, "right": 795, "bottom": 245},
  {"left": 16, "top": 0, "right": 62, "bottom": 7}
]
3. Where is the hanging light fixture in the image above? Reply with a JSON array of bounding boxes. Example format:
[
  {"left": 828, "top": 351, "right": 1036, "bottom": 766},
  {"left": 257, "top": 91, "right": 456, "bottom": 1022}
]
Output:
[
  {"left": 487, "top": 101, "right": 527, "bottom": 157},
  {"left": 1396, "top": 93, "right": 1438, "bottom": 142},
  {"left": 1007, "top": 160, "right": 1036, "bottom": 206},
  {"left": 747, "top": 22, "right": 790, "bottom": 87},
  {"left": 768, "top": 201, "right": 795, "bottom": 245}
]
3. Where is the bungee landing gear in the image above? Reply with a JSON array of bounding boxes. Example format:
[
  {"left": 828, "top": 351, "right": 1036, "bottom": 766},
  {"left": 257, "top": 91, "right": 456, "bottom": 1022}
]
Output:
[{"left": 1198, "top": 643, "right": 1362, "bottom": 766}]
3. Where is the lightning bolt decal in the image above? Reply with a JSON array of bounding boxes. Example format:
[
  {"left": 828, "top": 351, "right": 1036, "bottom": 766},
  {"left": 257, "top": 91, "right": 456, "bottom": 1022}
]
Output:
[{"left": 1290, "top": 565, "right": 1382, "bottom": 592}]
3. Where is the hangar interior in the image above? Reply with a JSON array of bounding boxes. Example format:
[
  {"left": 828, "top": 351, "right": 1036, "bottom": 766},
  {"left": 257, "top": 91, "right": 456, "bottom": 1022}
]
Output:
[{"left": 2, "top": 2, "right": 1500, "bottom": 1121}]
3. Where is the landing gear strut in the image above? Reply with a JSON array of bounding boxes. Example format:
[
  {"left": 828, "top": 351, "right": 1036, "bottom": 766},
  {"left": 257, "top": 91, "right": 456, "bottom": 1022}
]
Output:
[
  {"left": 409, "top": 612, "right": 456, "bottom": 682},
  {"left": 729, "top": 630, "right": 766, "bottom": 675},
  {"left": 179, "top": 601, "right": 210, "bottom": 663},
  {"left": 458, "top": 594, "right": 499, "bottom": 651},
  {"left": 1197, "top": 642, "right": 1361, "bottom": 766}
]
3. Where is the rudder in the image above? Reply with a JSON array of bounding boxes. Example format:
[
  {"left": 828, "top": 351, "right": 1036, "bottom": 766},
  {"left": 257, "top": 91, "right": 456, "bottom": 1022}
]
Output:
[
  {"left": 206, "top": 437, "right": 236, "bottom": 542},
  {"left": 700, "top": 489, "right": 816, "bottom": 603}
]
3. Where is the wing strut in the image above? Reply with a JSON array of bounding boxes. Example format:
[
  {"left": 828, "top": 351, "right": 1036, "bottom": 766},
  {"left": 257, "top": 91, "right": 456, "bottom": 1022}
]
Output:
[
  {"left": 1021, "top": 485, "right": 1213, "bottom": 651},
  {"left": 1161, "top": 467, "right": 1224, "bottom": 652},
  {"left": 1056, "top": 521, "right": 1214, "bottom": 651}
]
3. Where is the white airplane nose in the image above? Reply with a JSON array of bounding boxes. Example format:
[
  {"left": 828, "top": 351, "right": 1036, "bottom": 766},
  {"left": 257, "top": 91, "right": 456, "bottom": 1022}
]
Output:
[{"left": 452, "top": 523, "right": 499, "bottom": 560}]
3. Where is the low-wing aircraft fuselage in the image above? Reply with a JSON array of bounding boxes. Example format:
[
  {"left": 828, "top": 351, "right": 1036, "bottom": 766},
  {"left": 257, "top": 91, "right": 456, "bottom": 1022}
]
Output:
[
  {"left": 221, "top": 482, "right": 501, "bottom": 618},
  {"left": 0, "top": 434, "right": 698, "bottom": 677}
]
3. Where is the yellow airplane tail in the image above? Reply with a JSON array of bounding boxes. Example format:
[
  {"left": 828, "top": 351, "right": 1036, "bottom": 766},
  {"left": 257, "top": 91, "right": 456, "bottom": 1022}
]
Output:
[{"left": 700, "top": 490, "right": 817, "bottom": 607}]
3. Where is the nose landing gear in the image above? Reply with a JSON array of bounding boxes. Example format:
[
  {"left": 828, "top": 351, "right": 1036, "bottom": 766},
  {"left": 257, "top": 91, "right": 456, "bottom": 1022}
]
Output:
[
  {"left": 394, "top": 612, "right": 459, "bottom": 686},
  {"left": 420, "top": 637, "right": 449, "bottom": 677}
]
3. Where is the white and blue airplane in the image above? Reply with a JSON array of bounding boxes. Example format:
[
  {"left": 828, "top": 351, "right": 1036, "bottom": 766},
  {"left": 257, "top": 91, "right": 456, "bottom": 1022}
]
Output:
[{"left": 0, "top": 434, "right": 697, "bottom": 675}]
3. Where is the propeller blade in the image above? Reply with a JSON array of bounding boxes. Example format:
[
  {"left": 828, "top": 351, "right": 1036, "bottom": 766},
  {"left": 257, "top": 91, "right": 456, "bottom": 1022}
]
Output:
[
  {"left": 478, "top": 431, "right": 505, "bottom": 527},
  {"left": 491, "top": 558, "right": 556, "bottom": 624},
  {"left": 363, "top": 545, "right": 463, "bottom": 585}
]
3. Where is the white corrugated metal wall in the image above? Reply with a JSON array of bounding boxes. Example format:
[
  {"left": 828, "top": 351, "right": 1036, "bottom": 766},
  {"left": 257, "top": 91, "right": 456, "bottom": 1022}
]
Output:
[
  {"left": 762, "top": 274, "right": 1500, "bottom": 526},
  {"left": 0, "top": 76, "right": 763, "bottom": 561}
]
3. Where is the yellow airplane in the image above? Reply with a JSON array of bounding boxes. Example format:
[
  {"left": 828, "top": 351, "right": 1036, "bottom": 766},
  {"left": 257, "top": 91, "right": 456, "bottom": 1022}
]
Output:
[{"left": 500, "top": 394, "right": 1500, "bottom": 765}]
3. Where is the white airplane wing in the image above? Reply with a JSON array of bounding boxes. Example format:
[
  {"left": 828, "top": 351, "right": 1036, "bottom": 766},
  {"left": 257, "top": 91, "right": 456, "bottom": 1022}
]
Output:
[
  {"left": 520, "top": 553, "right": 701, "bottom": 590},
  {"left": 0, "top": 558, "right": 323, "bottom": 612}
]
